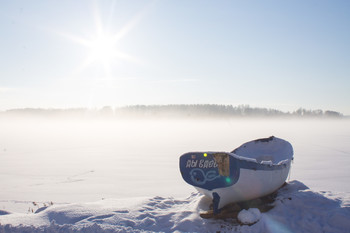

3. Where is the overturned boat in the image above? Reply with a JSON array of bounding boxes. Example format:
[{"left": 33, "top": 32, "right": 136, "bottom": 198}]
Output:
[{"left": 179, "top": 136, "right": 293, "bottom": 213}]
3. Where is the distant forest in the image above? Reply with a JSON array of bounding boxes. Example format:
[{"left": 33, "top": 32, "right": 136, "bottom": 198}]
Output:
[{"left": 1, "top": 104, "right": 345, "bottom": 118}]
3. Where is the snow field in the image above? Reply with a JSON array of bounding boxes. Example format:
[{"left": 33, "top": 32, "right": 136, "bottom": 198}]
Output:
[{"left": 0, "top": 118, "right": 350, "bottom": 232}]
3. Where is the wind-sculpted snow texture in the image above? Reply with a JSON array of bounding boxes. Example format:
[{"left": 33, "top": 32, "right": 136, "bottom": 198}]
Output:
[{"left": 0, "top": 181, "right": 349, "bottom": 233}]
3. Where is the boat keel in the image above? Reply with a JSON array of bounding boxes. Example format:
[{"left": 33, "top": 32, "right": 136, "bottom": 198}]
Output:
[{"left": 212, "top": 192, "right": 221, "bottom": 214}]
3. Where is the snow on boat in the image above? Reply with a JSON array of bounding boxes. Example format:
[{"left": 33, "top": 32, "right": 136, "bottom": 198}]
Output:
[{"left": 179, "top": 136, "right": 293, "bottom": 213}]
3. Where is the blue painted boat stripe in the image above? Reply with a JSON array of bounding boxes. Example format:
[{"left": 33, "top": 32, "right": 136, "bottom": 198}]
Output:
[{"left": 180, "top": 152, "right": 292, "bottom": 191}]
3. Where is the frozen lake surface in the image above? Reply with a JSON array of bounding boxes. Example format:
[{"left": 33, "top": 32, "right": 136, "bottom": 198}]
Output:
[
  {"left": 0, "top": 117, "right": 349, "bottom": 232},
  {"left": 0, "top": 118, "right": 349, "bottom": 213}
]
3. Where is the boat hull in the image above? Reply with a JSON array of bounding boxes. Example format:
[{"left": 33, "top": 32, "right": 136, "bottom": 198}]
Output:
[
  {"left": 179, "top": 137, "right": 293, "bottom": 211},
  {"left": 195, "top": 161, "right": 291, "bottom": 209}
]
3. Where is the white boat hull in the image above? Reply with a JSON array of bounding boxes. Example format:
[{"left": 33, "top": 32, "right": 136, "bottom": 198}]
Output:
[
  {"left": 195, "top": 161, "right": 291, "bottom": 209},
  {"left": 179, "top": 136, "right": 294, "bottom": 212}
]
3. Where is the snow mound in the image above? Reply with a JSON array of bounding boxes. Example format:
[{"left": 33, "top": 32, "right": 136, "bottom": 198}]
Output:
[
  {"left": 238, "top": 208, "right": 261, "bottom": 225},
  {"left": 0, "top": 180, "right": 350, "bottom": 233}
]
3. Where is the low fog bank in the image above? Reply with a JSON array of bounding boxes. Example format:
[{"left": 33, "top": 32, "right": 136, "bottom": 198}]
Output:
[{"left": 0, "top": 104, "right": 346, "bottom": 120}]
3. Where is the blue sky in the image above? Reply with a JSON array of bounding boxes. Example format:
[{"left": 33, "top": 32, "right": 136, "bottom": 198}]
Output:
[{"left": 1, "top": 0, "right": 349, "bottom": 114}]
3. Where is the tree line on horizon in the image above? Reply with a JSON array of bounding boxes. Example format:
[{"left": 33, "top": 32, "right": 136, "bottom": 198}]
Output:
[{"left": 0, "top": 104, "right": 344, "bottom": 118}]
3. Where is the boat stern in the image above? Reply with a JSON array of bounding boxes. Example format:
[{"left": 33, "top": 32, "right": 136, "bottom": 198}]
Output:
[{"left": 179, "top": 152, "right": 239, "bottom": 191}]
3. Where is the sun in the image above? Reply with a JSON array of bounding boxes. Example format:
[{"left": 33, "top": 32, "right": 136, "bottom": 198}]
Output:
[
  {"left": 87, "top": 33, "right": 118, "bottom": 65},
  {"left": 54, "top": 3, "right": 147, "bottom": 78}
]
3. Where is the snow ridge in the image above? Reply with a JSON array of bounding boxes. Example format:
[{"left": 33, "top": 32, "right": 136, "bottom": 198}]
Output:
[{"left": 0, "top": 181, "right": 350, "bottom": 233}]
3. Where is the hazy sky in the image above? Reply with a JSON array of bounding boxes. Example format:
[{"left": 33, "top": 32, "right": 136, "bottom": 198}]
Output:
[{"left": 1, "top": 0, "right": 349, "bottom": 114}]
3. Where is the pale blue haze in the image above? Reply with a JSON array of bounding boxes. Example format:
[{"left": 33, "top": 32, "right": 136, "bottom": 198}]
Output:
[{"left": 0, "top": 0, "right": 349, "bottom": 114}]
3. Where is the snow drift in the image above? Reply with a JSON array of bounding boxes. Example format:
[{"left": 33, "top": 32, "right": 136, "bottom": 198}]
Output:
[{"left": 1, "top": 180, "right": 349, "bottom": 233}]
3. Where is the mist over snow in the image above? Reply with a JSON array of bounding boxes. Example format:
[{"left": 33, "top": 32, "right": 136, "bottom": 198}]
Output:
[{"left": 0, "top": 116, "right": 349, "bottom": 232}]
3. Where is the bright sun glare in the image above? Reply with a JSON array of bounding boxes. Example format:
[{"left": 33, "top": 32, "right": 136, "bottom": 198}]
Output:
[
  {"left": 88, "top": 34, "right": 118, "bottom": 65},
  {"left": 55, "top": 2, "right": 146, "bottom": 78}
]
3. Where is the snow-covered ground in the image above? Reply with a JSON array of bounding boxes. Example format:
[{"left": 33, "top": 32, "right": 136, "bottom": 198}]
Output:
[
  {"left": 0, "top": 118, "right": 349, "bottom": 232},
  {"left": 0, "top": 180, "right": 349, "bottom": 233}
]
